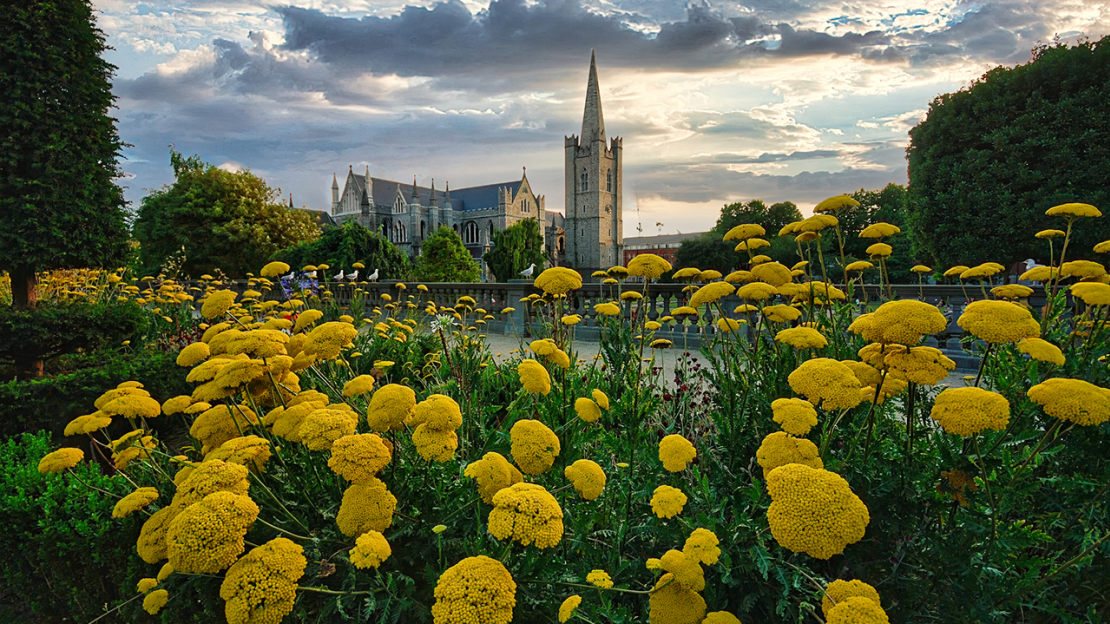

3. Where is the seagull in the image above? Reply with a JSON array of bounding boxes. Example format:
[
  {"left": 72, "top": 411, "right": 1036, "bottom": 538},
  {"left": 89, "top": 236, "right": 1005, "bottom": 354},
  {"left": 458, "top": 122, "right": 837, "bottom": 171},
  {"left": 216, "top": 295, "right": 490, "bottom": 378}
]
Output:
[
  {"left": 519, "top": 263, "right": 536, "bottom": 277},
  {"left": 367, "top": 268, "right": 379, "bottom": 282},
  {"left": 1024, "top": 258, "right": 1044, "bottom": 270},
  {"left": 333, "top": 269, "right": 345, "bottom": 281},
  {"left": 347, "top": 270, "right": 358, "bottom": 281},
  {"left": 282, "top": 271, "right": 295, "bottom": 281}
]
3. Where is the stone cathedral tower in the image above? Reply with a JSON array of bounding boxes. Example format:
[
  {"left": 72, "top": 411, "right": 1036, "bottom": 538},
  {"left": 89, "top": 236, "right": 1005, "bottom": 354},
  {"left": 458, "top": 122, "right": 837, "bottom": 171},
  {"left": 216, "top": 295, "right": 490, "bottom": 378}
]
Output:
[{"left": 565, "top": 51, "right": 622, "bottom": 274}]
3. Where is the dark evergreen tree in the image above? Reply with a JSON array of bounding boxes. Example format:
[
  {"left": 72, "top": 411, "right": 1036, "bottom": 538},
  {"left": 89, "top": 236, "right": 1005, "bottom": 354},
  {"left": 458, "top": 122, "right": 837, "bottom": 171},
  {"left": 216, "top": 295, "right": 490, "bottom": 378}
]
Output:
[
  {"left": 272, "top": 221, "right": 412, "bottom": 280},
  {"left": 484, "top": 218, "right": 546, "bottom": 282}
]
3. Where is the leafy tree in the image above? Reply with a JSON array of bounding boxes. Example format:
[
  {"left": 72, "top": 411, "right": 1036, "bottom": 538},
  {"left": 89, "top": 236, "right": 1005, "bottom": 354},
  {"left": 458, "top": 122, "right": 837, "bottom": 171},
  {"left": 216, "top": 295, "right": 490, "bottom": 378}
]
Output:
[
  {"left": 714, "top": 199, "right": 802, "bottom": 236},
  {"left": 907, "top": 36, "right": 1110, "bottom": 267},
  {"left": 132, "top": 150, "right": 320, "bottom": 278},
  {"left": 414, "top": 226, "right": 480, "bottom": 282},
  {"left": 272, "top": 221, "right": 412, "bottom": 280},
  {"left": 675, "top": 200, "right": 802, "bottom": 273},
  {"left": 835, "top": 184, "right": 916, "bottom": 282},
  {"left": 0, "top": 0, "right": 130, "bottom": 308},
  {"left": 484, "top": 218, "right": 546, "bottom": 282}
]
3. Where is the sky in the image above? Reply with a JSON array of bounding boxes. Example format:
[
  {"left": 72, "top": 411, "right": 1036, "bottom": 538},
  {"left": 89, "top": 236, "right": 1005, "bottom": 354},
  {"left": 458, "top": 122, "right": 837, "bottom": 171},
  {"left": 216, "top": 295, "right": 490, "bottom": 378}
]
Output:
[{"left": 95, "top": 0, "right": 1110, "bottom": 236}]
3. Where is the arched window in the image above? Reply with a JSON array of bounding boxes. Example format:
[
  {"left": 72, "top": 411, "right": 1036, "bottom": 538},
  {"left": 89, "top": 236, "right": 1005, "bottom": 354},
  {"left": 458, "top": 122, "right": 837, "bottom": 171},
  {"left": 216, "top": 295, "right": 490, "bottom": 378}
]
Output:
[
  {"left": 488, "top": 221, "right": 494, "bottom": 243},
  {"left": 463, "top": 221, "right": 480, "bottom": 245},
  {"left": 381, "top": 218, "right": 390, "bottom": 237},
  {"left": 607, "top": 169, "right": 613, "bottom": 192},
  {"left": 581, "top": 170, "right": 588, "bottom": 192},
  {"left": 453, "top": 224, "right": 458, "bottom": 233},
  {"left": 558, "top": 237, "right": 565, "bottom": 252},
  {"left": 392, "top": 221, "right": 406, "bottom": 243},
  {"left": 421, "top": 220, "right": 426, "bottom": 239}
]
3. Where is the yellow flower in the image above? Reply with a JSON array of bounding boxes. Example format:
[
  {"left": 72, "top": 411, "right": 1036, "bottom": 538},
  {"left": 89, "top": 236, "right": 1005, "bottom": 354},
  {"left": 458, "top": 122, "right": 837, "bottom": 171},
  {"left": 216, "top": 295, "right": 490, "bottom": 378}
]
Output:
[
  {"left": 628, "top": 253, "right": 672, "bottom": 279},
  {"left": 736, "top": 282, "right": 778, "bottom": 300},
  {"left": 157, "top": 563, "right": 174, "bottom": 582},
  {"left": 189, "top": 405, "right": 260, "bottom": 454},
  {"left": 464, "top": 452, "right": 524, "bottom": 503},
  {"left": 201, "top": 290, "right": 237, "bottom": 319},
  {"left": 432, "top": 556, "right": 516, "bottom": 624},
  {"left": 683, "top": 528, "right": 721, "bottom": 565},
  {"left": 343, "top": 375, "right": 375, "bottom": 397},
  {"left": 1095, "top": 240, "right": 1110, "bottom": 253},
  {"left": 336, "top": 478, "right": 397, "bottom": 536},
  {"left": 350, "top": 530, "right": 391, "bottom": 569},
  {"left": 166, "top": 491, "right": 259, "bottom": 573},
  {"left": 723, "top": 223, "right": 766, "bottom": 241},
  {"left": 510, "top": 419, "right": 560, "bottom": 474},
  {"left": 489, "top": 483, "right": 564, "bottom": 548},
  {"left": 113, "top": 487, "right": 160, "bottom": 518},
  {"left": 645, "top": 320, "right": 663, "bottom": 330},
  {"left": 575, "top": 397, "right": 602, "bottom": 423},
  {"left": 658, "top": 435, "right": 696, "bottom": 472},
  {"left": 660, "top": 549, "right": 704, "bottom": 591},
  {"left": 161, "top": 395, "right": 193, "bottom": 416},
  {"left": 1036, "top": 229, "right": 1065, "bottom": 239},
  {"left": 620, "top": 290, "right": 643, "bottom": 301},
  {"left": 299, "top": 407, "right": 359, "bottom": 451},
  {"left": 847, "top": 300, "right": 947, "bottom": 345},
  {"left": 1046, "top": 202, "right": 1102, "bottom": 218},
  {"left": 607, "top": 265, "right": 630, "bottom": 278},
  {"left": 586, "top": 569, "right": 614, "bottom": 589},
  {"left": 814, "top": 195, "right": 860, "bottom": 213},
  {"left": 865, "top": 243, "right": 892, "bottom": 257},
  {"left": 518, "top": 359, "right": 552, "bottom": 395},
  {"left": 1016, "top": 338, "right": 1065, "bottom": 366},
  {"left": 646, "top": 558, "right": 663, "bottom": 570},
  {"left": 689, "top": 282, "right": 735, "bottom": 307},
  {"left": 102, "top": 393, "right": 162, "bottom": 419},
  {"left": 650, "top": 485, "right": 688, "bottom": 519},
  {"left": 884, "top": 346, "right": 955, "bottom": 385},
  {"left": 673, "top": 267, "right": 702, "bottom": 280},
  {"left": 1028, "top": 378, "right": 1110, "bottom": 426},
  {"left": 725, "top": 270, "right": 754, "bottom": 283},
  {"left": 776, "top": 327, "right": 828, "bottom": 350},
  {"left": 649, "top": 573, "right": 706, "bottom": 624},
  {"left": 1070, "top": 282, "right": 1110, "bottom": 305},
  {"left": 329, "top": 434, "right": 391, "bottom": 482},
  {"left": 592, "top": 389, "right": 610, "bottom": 410},
  {"left": 671, "top": 305, "right": 699, "bottom": 318},
  {"left": 292, "top": 309, "right": 323, "bottom": 334},
  {"left": 846, "top": 260, "right": 873, "bottom": 272},
  {"left": 1061, "top": 260, "right": 1107, "bottom": 279},
  {"left": 735, "top": 238, "right": 770, "bottom": 251},
  {"left": 943, "top": 265, "right": 969, "bottom": 278},
  {"left": 260, "top": 261, "right": 290, "bottom": 277},
  {"left": 535, "top": 267, "right": 583, "bottom": 295},
  {"left": 756, "top": 431, "right": 823, "bottom": 477},
  {"left": 771, "top": 398, "right": 818, "bottom": 435},
  {"left": 958, "top": 300, "right": 1040, "bottom": 343},
  {"left": 177, "top": 342, "right": 211, "bottom": 367},
  {"left": 788, "top": 359, "right": 862, "bottom": 410},
  {"left": 703, "top": 612, "right": 742, "bottom": 624},
  {"left": 766, "top": 464, "right": 869, "bottom": 559},
  {"left": 143, "top": 589, "right": 169, "bottom": 614},
  {"left": 651, "top": 338, "right": 674, "bottom": 349},
  {"left": 547, "top": 348, "right": 572, "bottom": 369},
  {"left": 822, "top": 579, "right": 881, "bottom": 618},
  {"left": 367, "top": 384, "right": 417, "bottom": 432},
  {"left": 137, "top": 506, "right": 173, "bottom": 564},
  {"left": 433, "top": 524, "right": 447, "bottom": 534},
  {"left": 38, "top": 447, "right": 84, "bottom": 473},
  {"left": 762, "top": 304, "right": 800, "bottom": 323},
  {"left": 991, "top": 284, "right": 1033, "bottom": 299},
  {"left": 960, "top": 263, "right": 1005, "bottom": 280},
  {"left": 220, "top": 538, "right": 306, "bottom": 624},
  {"left": 929, "top": 387, "right": 1010, "bottom": 436},
  {"left": 558, "top": 595, "right": 582, "bottom": 623},
  {"left": 751, "top": 262, "right": 792, "bottom": 287},
  {"left": 826, "top": 596, "right": 890, "bottom": 624},
  {"left": 859, "top": 222, "right": 900, "bottom": 238},
  {"left": 591, "top": 301, "right": 619, "bottom": 316},
  {"left": 911, "top": 264, "right": 931, "bottom": 273},
  {"left": 410, "top": 394, "right": 463, "bottom": 430},
  {"left": 564, "top": 459, "right": 606, "bottom": 500},
  {"left": 562, "top": 314, "right": 582, "bottom": 325},
  {"left": 717, "top": 318, "right": 743, "bottom": 332},
  {"left": 412, "top": 427, "right": 459, "bottom": 462},
  {"left": 303, "top": 322, "right": 358, "bottom": 359}
]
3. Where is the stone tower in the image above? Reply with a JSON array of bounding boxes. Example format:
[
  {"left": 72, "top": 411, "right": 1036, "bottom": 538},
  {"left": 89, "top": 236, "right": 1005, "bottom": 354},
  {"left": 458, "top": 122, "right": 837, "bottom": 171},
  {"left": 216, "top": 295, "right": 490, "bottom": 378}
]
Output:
[{"left": 565, "top": 51, "right": 622, "bottom": 274}]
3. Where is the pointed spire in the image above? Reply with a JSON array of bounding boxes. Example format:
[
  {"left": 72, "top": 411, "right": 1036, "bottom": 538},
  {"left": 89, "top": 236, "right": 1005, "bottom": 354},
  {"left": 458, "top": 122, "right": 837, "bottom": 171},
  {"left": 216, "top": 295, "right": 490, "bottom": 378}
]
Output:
[
  {"left": 289, "top": 192, "right": 293, "bottom": 207},
  {"left": 412, "top": 176, "right": 419, "bottom": 200},
  {"left": 581, "top": 49, "right": 605, "bottom": 143},
  {"left": 445, "top": 181, "right": 451, "bottom": 201},
  {"left": 332, "top": 173, "right": 338, "bottom": 189},
  {"left": 430, "top": 179, "right": 437, "bottom": 206}
]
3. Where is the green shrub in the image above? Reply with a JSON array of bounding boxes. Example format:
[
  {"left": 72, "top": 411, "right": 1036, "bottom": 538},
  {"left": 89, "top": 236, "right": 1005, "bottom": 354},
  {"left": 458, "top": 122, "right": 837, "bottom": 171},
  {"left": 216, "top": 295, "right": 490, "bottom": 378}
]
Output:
[{"left": 0, "top": 300, "right": 146, "bottom": 372}]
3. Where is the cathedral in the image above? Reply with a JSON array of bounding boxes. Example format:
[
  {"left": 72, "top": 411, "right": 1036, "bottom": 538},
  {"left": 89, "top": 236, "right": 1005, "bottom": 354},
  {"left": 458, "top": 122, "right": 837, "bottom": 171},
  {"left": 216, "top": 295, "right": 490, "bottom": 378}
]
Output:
[{"left": 327, "top": 52, "right": 622, "bottom": 277}]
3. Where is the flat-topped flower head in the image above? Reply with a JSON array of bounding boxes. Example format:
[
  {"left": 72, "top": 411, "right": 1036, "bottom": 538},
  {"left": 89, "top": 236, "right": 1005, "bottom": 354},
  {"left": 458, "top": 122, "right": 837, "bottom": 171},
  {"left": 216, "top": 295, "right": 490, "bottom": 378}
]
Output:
[
  {"left": 723, "top": 223, "right": 766, "bottom": 241},
  {"left": 930, "top": 387, "right": 1010, "bottom": 436},
  {"left": 814, "top": 195, "right": 860, "bottom": 213},
  {"left": 683, "top": 528, "right": 721, "bottom": 565},
  {"left": 846, "top": 261, "right": 873, "bottom": 272},
  {"left": 859, "top": 222, "right": 900, "bottom": 238},
  {"left": 367, "top": 384, "right": 417, "bottom": 432},
  {"left": 511, "top": 419, "right": 561, "bottom": 474},
  {"left": 592, "top": 389, "right": 610, "bottom": 409},
  {"left": 343, "top": 375, "right": 376, "bottom": 397},
  {"left": 822, "top": 580, "right": 881, "bottom": 618},
  {"left": 992, "top": 284, "right": 1034, "bottom": 299},
  {"left": 594, "top": 302, "right": 621, "bottom": 316},
  {"left": 489, "top": 483, "right": 564, "bottom": 548},
  {"left": 432, "top": 556, "right": 516, "bottom": 624},
  {"left": 166, "top": 491, "right": 259, "bottom": 574},
  {"left": 660, "top": 549, "right": 705, "bottom": 591},
  {"left": 201, "top": 290, "right": 237, "bottom": 320},
  {"left": 736, "top": 282, "right": 779, "bottom": 300},
  {"left": 958, "top": 300, "right": 1040, "bottom": 343},
  {"left": 336, "top": 479, "right": 397, "bottom": 536},
  {"left": 658, "top": 435, "right": 696, "bottom": 472},
  {"left": 1016, "top": 338, "right": 1065, "bottom": 366},
  {"left": 649, "top": 573, "right": 706, "bottom": 624},
  {"left": 1028, "top": 378, "right": 1110, "bottom": 426},
  {"left": 350, "top": 530, "right": 391, "bottom": 569},
  {"left": 725, "top": 270, "right": 754, "bottom": 283},
  {"left": 575, "top": 397, "right": 602, "bottom": 423},
  {"left": 220, "top": 538, "right": 306, "bottom": 624},
  {"left": 848, "top": 300, "right": 946, "bottom": 345},
  {"left": 756, "top": 431, "right": 823, "bottom": 477},
  {"left": 564, "top": 459, "right": 606, "bottom": 500},
  {"left": 751, "top": 262, "right": 792, "bottom": 287},
  {"left": 651, "top": 485, "right": 688, "bottom": 519},
  {"left": 884, "top": 346, "right": 956, "bottom": 385},
  {"left": 1046, "top": 202, "right": 1101, "bottom": 218},
  {"left": 689, "top": 282, "right": 735, "bottom": 307},
  {"left": 771, "top": 398, "right": 819, "bottom": 435},
  {"left": 734, "top": 238, "right": 770, "bottom": 252},
  {"left": 766, "top": 464, "right": 869, "bottom": 559},
  {"left": 464, "top": 451, "right": 523, "bottom": 503},
  {"left": 628, "top": 253, "right": 672, "bottom": 279},
  {"left": 827, "top": 597, "right": 890, "bottom": 624},
  {"left": 535, "top": 267, "right": 583, "bottom": 295},
  {"left": 559, "top": 595, "right": 582, "bottom": 623},
  {"left": 1071, "top": 282, "right": 1110, "bottom": 305},
  {"left": 329, "top": 434, "right": 391, "bottom": 482},
  {"left": 763, "top": 304, "right": 801, "bottom": 323},
  {"left": 776, "top": 327, "right": 828, "bottom": 350},
  {"left": 866, "top": 243, "right": 892, "bottom": 257},
  {"left": 38, "top": 447, "right": 84, "bottom": 473},
  {"left": 788, "top": 359, "right": 862, "bottom": 410},
  {"left": 1060, "top": 260, "right": 1107, "bottom": 279}
]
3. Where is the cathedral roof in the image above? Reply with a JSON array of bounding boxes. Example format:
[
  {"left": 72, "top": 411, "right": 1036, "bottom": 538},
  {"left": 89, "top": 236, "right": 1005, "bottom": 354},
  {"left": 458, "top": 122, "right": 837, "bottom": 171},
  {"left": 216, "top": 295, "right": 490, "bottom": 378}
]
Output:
[
  {"left": 349, "top": 173, "right": 523, "bottom": 211},
  {"left": 449, "top": 181, "right": 523, "bottom": 211}
]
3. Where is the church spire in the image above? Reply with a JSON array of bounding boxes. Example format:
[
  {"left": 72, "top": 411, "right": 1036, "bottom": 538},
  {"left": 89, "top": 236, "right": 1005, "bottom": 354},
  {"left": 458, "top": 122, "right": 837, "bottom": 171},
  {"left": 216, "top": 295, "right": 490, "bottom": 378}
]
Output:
[{"left": 581, "top": 50, "right": 605, "bottom": 144}]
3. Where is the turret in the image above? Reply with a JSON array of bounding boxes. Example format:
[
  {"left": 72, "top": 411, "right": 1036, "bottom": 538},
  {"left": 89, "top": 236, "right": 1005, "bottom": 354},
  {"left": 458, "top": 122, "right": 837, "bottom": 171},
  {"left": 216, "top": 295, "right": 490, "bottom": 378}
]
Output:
[{"left": 331, "top": 173, "right": 339, "bottom": 213}]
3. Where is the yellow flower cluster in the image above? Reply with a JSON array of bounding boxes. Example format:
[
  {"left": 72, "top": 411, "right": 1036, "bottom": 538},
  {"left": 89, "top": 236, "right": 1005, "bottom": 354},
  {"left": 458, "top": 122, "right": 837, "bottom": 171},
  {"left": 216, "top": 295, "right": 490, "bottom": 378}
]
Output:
[
  {"left": 564, "top": 459, "right": 606, "bottom": 500},
  {"left": 219, "top": 537, "right": 306, "bottom": 624},
  {"left": 683, "top": 528, "right": 721, "bottom": 565},
  {"left": 756, "top": 431, "right": 823, "bottom": 477},
  {"left": 689, "top": 282, "right": 735, "bottom": 307},
  {"left": 929, "top": 387, "right": 1011, "bottom": 436},
  {"left": 788, "top": 359, "right": 862, "bottom": 410},
  {"left": 884, "top": 346, "right": 956, "bottom": 385},
  {"left": 201, "top": 289, "right": 238, "bottom": 319},
  {"left": 350, "top": 530, "right": 391, "bottom": 569},
  {"left": 534, "top": 267, "right": 583, "bottom": 295},
  {"left": 771, "top": 398, "right": 818, "bottom": 436},
  {"left": 776, "top": 327, "right": 828, "bottom": 350},
  {"left": 847, "top": 300, "right": 946, "bottom": 344},
  {"left": 329, "top": 434, "right": 392, "bottom": 482},
  {"left": 113, "top": 487, "right": 159, "bottom": 518},
  {"left": 177, "top": 342, "right": 211, "bottom": 367},
  {"left": 343, "top": 374, "right": 376, "bottom": 397},
  {"left": 575, "top": 397, "right": 602, "bottom": 423},
  {"left": 143, "top": 589, "right": 169, "bottom": 615},
  {"left": 409, "top": 394, "right": 463, "bottom": 461},
  {"left": 510, "top": 419, "right": 561, "bottom": 474},
  {"left": 586, "top": 569, "right": 614, "bottom": 588},
  {"left": 518, "top": 359, "right": 552, "bottom": 395},
  {"left": 628, "top": 253, "right": 672, "bottom": 279},
  {"left": 649, "top": 573, "right": 706, "bottom": 624},
  {"left": 595, "top": 302, "right": 621, "bottom": 316},
  {"left": 190, "top": 405, "right": 260, "bottom": 454},
  {"left": 958, "top": 300, "right": 1040, "bottom": 343},
  {"left": 170, "top": 460, "right": 250, "bottom": 514},
  {"left": 166, "top": 491, "right": 259, "bottom": 573},
  {"left": 762, "top": 304, "right": 801, "bottom": 323},
  {"left": 302, "top": 321, "right": 358, "bottom": 359},
  {"left": 766, "top": 464, "right": 869, "bottom": 559},
  {"left": 464, "top": 452, "right": 523, "bottom": 503},
  {"left": 1027, "top": 378, "right": 1110, "bottom": 426},
  {"left": 38, "top": 447, "right": 84, "bottom": 473},
  {"left": 703, "top": 612, "right": 742, "bottom": 624},
  {"left": 488, "top": 483, "right": 564, "bottom": 548},
  {"left": 822, "top": 579, "right": 881, "bottom": 618},
  {"left": 137, "top": 507, "right": 174, "bottom": 564},
  {"left": 64, "top": 412, "right": 112, "bottom": 436},
  {"left": 432, "top": 556, "right": 516, "bottom": 624},
  {"left": 205, "top": 435, "right": 271, "bottom": 472},
  {"left": 137, "top": 577, "right": 158, "bottom": 593},
  {"left": 1071, "top": 282, "right": 1110, "bottom": 306},
  {"left": 826, "top": 597, "right": 890, "bottom": 624},
  {"left": 558, "top": 595, "right": 581, "bottom": 623},
  {"left": 724, "top": 223, "right": 766, "bottom": 240},
  {"left": 651, "top": 485, "right": 688, "bottom": 519},
  {"left": 299, "top": 407, "right": 359, "bottom": 451},
  {"left": 367, "top": 384, "right": 417, "bottom": 431},
  {"left": 660, "top": 549, "right": 705, "bottom": 591},
  {"left": 336, "top": 478, "right": 397, "bottom": 536},
  {"left": 658, "top": 435, "right": 697, "bottom": 472},
  {"left": 752, "top": 262, "right": 792, "bottom": 287},
  {"left": 1060, "top": 260, "right": 1106, "bottom": 279}
]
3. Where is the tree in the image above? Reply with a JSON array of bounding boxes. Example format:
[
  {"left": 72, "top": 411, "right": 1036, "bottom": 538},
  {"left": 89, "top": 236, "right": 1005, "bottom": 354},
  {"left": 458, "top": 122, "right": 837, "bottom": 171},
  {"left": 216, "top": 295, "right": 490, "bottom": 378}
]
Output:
[
  {"left": 484, "top": 218, "right": 546, "bottom": 282},
  {"left": 133, "top": 151, "right": 320, "bottom": 278},
  {"left": 414, "top": 227, "right": 480, "bottom": 282},
  {"left": 272, "top": 221, "right": 412, "bottom": 280},
  {"left": 907, "top": 36, "right": 1110, "bottom": 267},
  {"left": 675, "top": 200, "right": 802, "bottom": 272},
  {"left": 0, "top": 0, "right": 130, "bottom": 308}
]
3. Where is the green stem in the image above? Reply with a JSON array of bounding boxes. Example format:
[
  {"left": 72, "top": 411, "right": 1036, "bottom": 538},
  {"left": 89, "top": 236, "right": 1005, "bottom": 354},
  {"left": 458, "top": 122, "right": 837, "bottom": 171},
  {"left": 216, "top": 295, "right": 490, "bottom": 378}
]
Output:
[{"left": 973, "top": 434, "right": 997, "bottom": 562}]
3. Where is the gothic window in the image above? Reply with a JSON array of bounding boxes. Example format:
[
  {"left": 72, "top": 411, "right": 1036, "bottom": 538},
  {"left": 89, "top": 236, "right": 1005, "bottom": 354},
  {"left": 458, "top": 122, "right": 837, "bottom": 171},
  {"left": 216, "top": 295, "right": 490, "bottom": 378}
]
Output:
[
  {"left": 453, "top": 224, "right": 459, "bottom": 233},
  {"left": 421, "top": 220, "right": 426, "bottom": 239},
  {"left": 463, "top": 221, "right": 480, "bottom": 245},
  {"left": 488, "top": 221, "right": 494, "bottom": 242},
  {"left": 521, "top": 197, "right": 530, "bottom": 212},
  {"left": 581, "top": 170, "right": 588, "bottom": 191},
  {"left": 392, "top": 221, "right": 406, "bottom": 243},
  {"left": 607, "top": 169, "right": 613, "bottom": 192}
]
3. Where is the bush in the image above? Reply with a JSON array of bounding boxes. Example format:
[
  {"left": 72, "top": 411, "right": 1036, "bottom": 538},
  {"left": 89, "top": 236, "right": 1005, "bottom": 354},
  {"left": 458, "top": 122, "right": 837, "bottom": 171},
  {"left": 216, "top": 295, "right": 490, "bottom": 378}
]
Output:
[{"left": 0, "top": 300, "right": 146, "bottom": 374}]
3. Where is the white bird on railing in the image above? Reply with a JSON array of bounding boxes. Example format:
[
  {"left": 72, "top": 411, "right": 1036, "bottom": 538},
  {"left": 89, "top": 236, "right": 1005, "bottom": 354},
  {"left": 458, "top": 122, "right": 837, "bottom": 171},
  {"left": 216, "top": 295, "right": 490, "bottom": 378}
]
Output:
[
  {"left": 333, "top": 269, "right": 345, "bottom": 281},
  {"left": 1024, "top": 258, "right": 1044, "bottom": 271},
  {"left": 347, "top": 270, "right": 358, "bottom": 281},
  {"left": 282, "top": 272, "right": 295, "bottom": 281},
  {"left": 520, "top": 263, "right": 535, "bottom": 277},
  {"left": 367, "top": 268, "right": 379, "bottom": 282}
]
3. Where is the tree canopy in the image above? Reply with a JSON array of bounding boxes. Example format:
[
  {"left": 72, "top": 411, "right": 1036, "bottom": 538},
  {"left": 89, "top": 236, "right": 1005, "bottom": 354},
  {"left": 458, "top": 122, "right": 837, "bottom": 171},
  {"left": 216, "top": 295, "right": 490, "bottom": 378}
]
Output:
[
  {"left": 271, "top": 221, "right": 412, "bottom": 280},
  {"left": 675, "top": 200, "right": 802, "bottom": 273},
  {"left": 132, "top": 151, "right": 320, "bottom": 278},
  {"left": 0, "top": 0, "right": 129, "bottom": 306},
  {"left": 414, "top": 226, "right": 480, "bottom": 283},
  {"left": 907, "top": 36, "right": 1110, "bottom": 267},
  {"left": 484, "top": 218, "right": 546, "bottom": 282}
]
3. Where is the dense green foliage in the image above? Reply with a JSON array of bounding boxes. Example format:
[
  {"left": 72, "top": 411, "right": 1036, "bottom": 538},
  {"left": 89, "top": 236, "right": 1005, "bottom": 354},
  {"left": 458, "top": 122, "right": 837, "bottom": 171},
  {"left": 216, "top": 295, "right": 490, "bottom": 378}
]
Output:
[
  {"left": 414, "top": 226, "right": 480, "bottom": 282},
  {"left": 273, "top": 221, "right": 412, "bottom": 281},
  {"left": 133, "top": 151, "right": 320, "bottom": 278},
  {"left": 907, "top": 36, "right": 1110, "bottom": 266},
  {"left": 844, "top": 184, "right": 916, "bottom": 283},
  {"left": 0, "top": 0, "right": 130, "bottom": 297},
  {"left": 0, "top": 300, "right": 144, "bottom": 368},
  {"left": 484, "top": 218, "right": 546, "bottom": 282}
]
